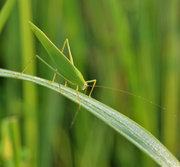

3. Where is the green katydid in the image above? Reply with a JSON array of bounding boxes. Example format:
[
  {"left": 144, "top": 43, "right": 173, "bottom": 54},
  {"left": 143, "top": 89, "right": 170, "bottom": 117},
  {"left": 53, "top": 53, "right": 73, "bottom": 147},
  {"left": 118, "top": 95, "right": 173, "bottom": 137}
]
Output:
[
  {"left": 29, "top": 21, "right": 96, "bottom": 99},
  {"left": 19, "top": 21, "right": 164, "bottom": 111}
]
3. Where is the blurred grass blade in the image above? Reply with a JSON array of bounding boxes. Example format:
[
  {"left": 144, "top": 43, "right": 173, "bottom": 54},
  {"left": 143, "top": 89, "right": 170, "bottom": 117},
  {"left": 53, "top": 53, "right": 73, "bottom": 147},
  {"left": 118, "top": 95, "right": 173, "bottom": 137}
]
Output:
[
  {"left": 0, "top": 0, "right": 16, "bottom": 33},
  {"left": 0, "top": 68, "right": 180, "bottom": 167},
  {"left": 1, "top": 117, "right": 22, "bottom": 167},
  {"left": 18, "top": 1, "right": 38, "bottom": 167}
]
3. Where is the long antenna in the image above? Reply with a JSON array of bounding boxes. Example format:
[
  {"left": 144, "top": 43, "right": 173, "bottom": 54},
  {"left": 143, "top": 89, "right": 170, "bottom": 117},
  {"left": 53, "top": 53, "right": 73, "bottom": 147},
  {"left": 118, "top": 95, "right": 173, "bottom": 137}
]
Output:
[{"left": 88, "top": 85, "right": 166, "bottom": 110}]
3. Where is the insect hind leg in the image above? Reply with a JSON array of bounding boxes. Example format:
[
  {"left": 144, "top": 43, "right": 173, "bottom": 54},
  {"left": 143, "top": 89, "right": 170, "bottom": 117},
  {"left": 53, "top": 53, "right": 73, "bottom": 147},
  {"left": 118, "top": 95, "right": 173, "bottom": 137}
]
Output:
[{"left": 14, "top": 56, "right": 36, "bottom": 77}]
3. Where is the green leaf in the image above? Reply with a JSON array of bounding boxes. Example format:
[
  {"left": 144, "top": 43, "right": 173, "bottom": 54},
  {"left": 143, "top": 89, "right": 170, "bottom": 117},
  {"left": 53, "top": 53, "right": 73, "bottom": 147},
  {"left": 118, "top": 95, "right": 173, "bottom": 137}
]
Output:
[
  {"left": 0, "top": 68, "right": 180, "bottom": 167},
  {"left": 0, "top": 0, "right": 16, "bottom": 33}
]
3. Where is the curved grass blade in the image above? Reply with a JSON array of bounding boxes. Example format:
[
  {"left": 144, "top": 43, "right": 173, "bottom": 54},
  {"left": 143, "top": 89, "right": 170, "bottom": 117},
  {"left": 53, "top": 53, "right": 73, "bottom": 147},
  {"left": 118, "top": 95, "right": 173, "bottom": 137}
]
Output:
[
  {"left": 0, "top": 68, "right": 180, "bottom": 167},
  {"left": 0, "top": 0, "right": 16, "bottom": 33}
]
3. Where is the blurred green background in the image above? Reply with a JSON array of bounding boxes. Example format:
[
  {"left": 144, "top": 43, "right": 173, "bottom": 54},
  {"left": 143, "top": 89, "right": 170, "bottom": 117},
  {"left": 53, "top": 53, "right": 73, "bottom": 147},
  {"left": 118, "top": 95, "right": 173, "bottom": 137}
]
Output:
[{"left": 0, "top": 0, "right": 180, "bottom": 166}]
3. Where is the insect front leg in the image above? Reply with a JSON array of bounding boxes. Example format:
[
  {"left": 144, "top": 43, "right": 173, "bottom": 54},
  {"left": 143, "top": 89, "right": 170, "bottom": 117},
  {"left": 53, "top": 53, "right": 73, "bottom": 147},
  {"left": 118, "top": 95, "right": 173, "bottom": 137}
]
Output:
[
  {"left": 69, "top": 86, "right": 82, "bottom": 129},
  {"left": 86, "top": 79, "right": 96, "bottom": 97}
]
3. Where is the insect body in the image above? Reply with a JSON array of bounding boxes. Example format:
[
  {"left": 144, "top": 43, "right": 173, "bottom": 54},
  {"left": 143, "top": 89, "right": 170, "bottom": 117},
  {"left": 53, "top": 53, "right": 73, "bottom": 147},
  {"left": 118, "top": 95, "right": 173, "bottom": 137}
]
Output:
[{"left": 29, "top": 21, "right": 96, "bottom": 97}]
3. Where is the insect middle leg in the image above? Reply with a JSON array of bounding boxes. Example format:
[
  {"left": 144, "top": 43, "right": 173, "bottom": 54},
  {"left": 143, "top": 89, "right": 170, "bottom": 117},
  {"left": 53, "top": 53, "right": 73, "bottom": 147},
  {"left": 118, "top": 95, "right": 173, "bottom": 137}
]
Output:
[
  {"left": 64, "top": 81, "right": 68, "bottom": 87},
  {"left": 61, "top": 38, "right": 74, "bottom": 87},
  {"left": 61, "top": 38, "right": 74, "bottom": 65},
  {"left": 51, "top": 69, "right": 57, "bottom": 83}
]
